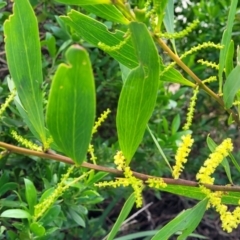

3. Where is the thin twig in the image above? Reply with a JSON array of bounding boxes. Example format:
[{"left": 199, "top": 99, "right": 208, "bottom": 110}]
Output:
[{"left": 1, "top": 141, "right": 240, "bottom": 193}]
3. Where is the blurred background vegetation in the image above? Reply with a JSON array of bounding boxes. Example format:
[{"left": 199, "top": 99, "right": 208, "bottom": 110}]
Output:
[{"left": 1, "top": 0, "right": 240, "bottom": 239}]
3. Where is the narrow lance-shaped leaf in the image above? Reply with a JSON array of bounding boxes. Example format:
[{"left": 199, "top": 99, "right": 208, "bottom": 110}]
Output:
[
  {"left": 151, "top": 199, "right": 208, "bottom": 240},
  {"left": 4, "top": 0, "right": 46, "bottom": 142},
  {"left": 163, "top": 0, "right": 177, "bottom": 53},
  {"left": 157, "top": 184, "right": 240, "bottom": 205},
  {"left": 223, "top": 65, "right": 240, "bottom": 109},
  {"left": 117, "top": 22, "right": 160, "bottom": 163},
  {"left": 46, "top": 45, "right": 95, "bottom": 165},
  {"left": 218, "top": 0, "right": 237, "bottom": 92},
  {"left": 107, "top": 193, "right": 135, "bottom": 240}
]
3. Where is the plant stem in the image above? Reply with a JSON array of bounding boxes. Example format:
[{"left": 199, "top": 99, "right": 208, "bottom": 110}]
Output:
[
  {"left": 155, "top": 37, "right": 240, "bottom": 125},
  {"left": 1, "top": 141, "right": 240, "bottom": 193}
]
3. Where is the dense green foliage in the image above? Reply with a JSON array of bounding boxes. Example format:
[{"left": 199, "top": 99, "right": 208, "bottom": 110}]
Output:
[{"left": 1, "top": 0, "right": 240, "bottom": 239}]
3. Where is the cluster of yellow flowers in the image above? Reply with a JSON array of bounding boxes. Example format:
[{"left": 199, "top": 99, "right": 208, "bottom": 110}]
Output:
[
  {"left": 95, "top": 151, "right": 144, "bottom": 207},
  {"left": 96, "top": 151, "right": 167, "bottom": 208},
  {"left": 172, "top": 134, "right": 194, "bottom": 179},
  {"left": 195, "top": 138, "right": 240, "bottom": 233},
  {"left": 196, "top": 138, "right": 233, "bottom": 185},
  {"left": 146, "top": 177, "right": 167, "bottom": 189},
  {"left": 200, "top": 186, "right": 240, "bottom": 233}
]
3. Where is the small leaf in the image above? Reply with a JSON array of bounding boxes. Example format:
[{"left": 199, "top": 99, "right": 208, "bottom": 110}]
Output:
[
  {"left": 46, "top": 45, "right": 95, "bottom": 165},
  {"left": 30, "top": 222, "right": 45, "bottom": 237},
  {"left": 68, "top": 209, "right": 85, "bottom": 227},
  {"left": 225, "top": 40, "right": 234, "bottom": 76},
  {"left": 171, "top": 114, "right": 180, "bottom": 135},
  {"left": 1, "top": 209, "right": 31, "bottom": 219},
  {"left": 4, "top": 0, "right": 46, "bottom": 142},
  {"left": 161, "top": 68, "right": 195, "bottom": 87},
  {"left": 117, "top": 22, "right": 160, "bottom": 163},
  {"left": 151, "top": 199, "right": 208, "bottom": 240},
  {"left": 223, "top": 65, "right": 240, "bottom": 109},
  {"left": 24, "top": 178, "right": 37, "bottom": 215},
  {"left": 107, "top": 193, "right": 135, "bottom": 240}
]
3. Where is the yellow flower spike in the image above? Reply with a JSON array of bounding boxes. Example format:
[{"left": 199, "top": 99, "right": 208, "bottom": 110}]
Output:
[
  {"left": 96, "top": 151, "right": 144, "bottom": 208},
  {"left": 92, "top": 108, "right": 111, "bottom": 134},
  {"left": 34, "top": 166, "right": 75, "bottom": 221},
  {"left": 161, "top": 42, "right": 223, "bottom": 75},
  {"left": 11, "top": 130, "right": 42, "bottom": 152},
  {"left": 183, "top": 86, "right": 199, "bottom": 131},
  {"left": 197, "top": 59, "right": 219, "bottom": 70},
  {"left": 0, "top": 89, "right": 16, "bottom": 117},
  {"left": 123, "top": 166, "right": 144, "bottom": 208},
  {"left": 172, "top": 134, "right": 194, "bottom": 179},
  {"left": 98, "top": 30, "right": 131, "bottom": 52},
  {"left": 158, "top": 19, "right": 199, "bottom": 39},
  {"left": 43, "top": 136, "right": 53, "bottom": 151},
  {"left": 196, "top": 138, "right": 233, "bottom": 185},
  {"left": 88, "top": 144, "right": 97, "bottom": 164},
  {"left": 202, "top": 76, "right": 217, "bottom": 84},
  {"left": 114, "top": 151, "right": 126, "bottom": 171},
  {"left": 146, "top": 178, "right": 167, "bottom": 189}
]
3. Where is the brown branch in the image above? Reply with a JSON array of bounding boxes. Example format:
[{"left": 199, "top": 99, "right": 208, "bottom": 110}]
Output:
[
  {"left": 1, "top": 141, "right": 240, "bottom": 193},
  {"left": 155, "top": 37, "right": 240, "bottom": 125}
]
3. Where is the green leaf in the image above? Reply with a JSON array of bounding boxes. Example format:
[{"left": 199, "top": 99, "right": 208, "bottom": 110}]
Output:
[
  {"left": 147, "top": 125, "right": 172, "bottom": 171},
  {"left": 78, "top": 5, "right": 129, "bottom": 24},
  {"left": 0, "top": 1, "right": 6, "bottom": 9},
  {"left": 171, "top": 114, "right": 180, "bottom": 135},
  {"left": 218, "top": 0, "right": 238, "bottom": 91},
  {"left": 163, "top": 0, "right": 177, "bottom": 53},
  {"left": 106, "top": 193, "right": 135, "bottom": 240},
  {"left": 30, "top": 222, "right": 45, "bottom": 237},
  {"left": 206, "top": 136, "right": 233, "bottom": 184},
  {"left": 158, "top": 184, "right": 240, "bottom": 205},
  {"left": 68, "top": 208, "right": 85, "bottom": 227},
  {"left": 24, "top": 178, "right": 37, "bottom": 215},
  {"left": 1, "top": 209, "right": 31, "bottom": 219},
  {"left": 40, "top": 205, "right": 61, "bottom": 225},
  {"left": 117, "top": 22, "right": 160, "bottom": 163},
  {"left": 55, "top": 0, "right": 110, "bottom": 4},
  {"left": 60, "top": 10, "right": 138, "bottom": 68},
  {"left": 41, "top": 32, "right": 56, "bottom": 58},
  {"left": 0, "top": 172, "right": 9, "bottom": 187},
  {"left": 46, "top": 45, "right": 95, "bottom": 165},
  {"left": 4, "top": 0, "right": 46, "bottom": 142},
  {"left": 225, "top": 40, "right": 234, "bottom": 76},
  {"left": 161, "top": 68, "right": 195, "bottom": 87},
  {"left": 0, "top": 183, "right": 18, "bottom": 197},
  {"left": 223, "top": 65, "right": 240, "bottom": 109},
  {"left": 151, "top": 199, "right": 208, "bottom": 240}
]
